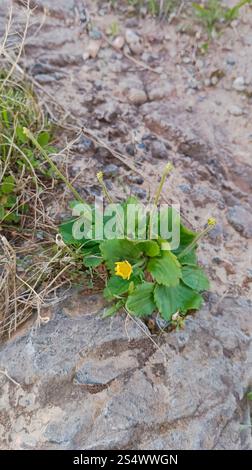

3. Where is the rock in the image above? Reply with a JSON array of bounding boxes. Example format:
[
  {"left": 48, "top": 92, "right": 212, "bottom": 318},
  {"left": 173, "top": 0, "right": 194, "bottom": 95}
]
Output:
[
  {"left": 227, "top": 205, "right": 252, "bottom": 238},
  {"left": 0, "top": 294, "right": 251, "bottom": 450},
  {"left": 103, "top": 164, "right": 120, "bottom": 177},
  {"left": 211, "top": 76, "right": 218, "bottom": 86},
  {"left": 233, "top": 77, "right": 245, "bottom": 92},
  {"left": 147, "top": 81, "right": 173, "bottom": 101},
  {"left": 125, "top": 143, "right": 136, "bottom": 156},
  {"left": 178, "top": 183, "right": 191, "bottom": 193},
  {"left": 94, "top": 101, "right": 121, "bottom": 123},
  {"left": 207, "top": 223, "right": 223, "bottom": 242},
  {"left": 151, "top": 140, "right": 168, "bottom": 160},
  {"left": 131, "top": 186, "right": 147, "bottom": 199},
  {"left": 125, "top": 29, "right": 143, "bottom": 54},
  {"left": 112, "top": 36, "right": 125, "bottom": 50},
  {"left": 128, "top": 88, "right": 147, "bottom": 105},
  {"left": 229, "top": 105, "right": 244, "bottom": 116},
  {"left": 76, "top": 136, "right": 94, "bottom": 152},
  {"left": 84, "top": 40, "right": 102, "bottom": 59},
  {"left": 128, "top": 175, "right": 144, "bottom": 185},
  {"left": 226, "top": 56, "right": 236, "bottom": 66},
  {"left": 34, "top": 72, "right": 65, "bottom": 83},
  {"left": 88, "top": 28, "right": 102, "bottom": 40}
]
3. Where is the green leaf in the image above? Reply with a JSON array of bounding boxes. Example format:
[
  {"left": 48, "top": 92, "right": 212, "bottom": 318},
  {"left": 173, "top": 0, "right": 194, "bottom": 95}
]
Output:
[
  {"left": 126, "top": 282, "right": 156, "bottom": 317},
  {"left": 247, "top": 391, "right": 252, "bottom": 401},
  {"left": 182, "top": 265, "right": 209, "bottom": 292},
  {"left": 179, "top": 224, "right": 197, "bottom": 251},
  {"left": 179, "top": 249, "right": 197, "bottom": 265},
  {"left": 103, "top": 275, "right": 131, "bottom": 300},
  {"left": 100, "top": 239, "right": 141, "bottom": 270},
  {"left": 16, "top": 126, "right": 27, "bottom": 143},
  {"left": 37, "top": 131, "right": 50, "bottom": 148},
  {"left": 1, "top": 175, "right": 15, "bottom": 194},
  {"left": 147, "top": 251, "right": 181, "bottom": 287},
  {"left": 136, "top": 240, "right": 160, "bottom": 257},
  {"left": 83, "top": 256, "right": 103, "bottom": 268},
  {"left": 59, "top": 218, "right": 78, "bottom": 244},
  {"left": 0, "top": 206, "right": 5, "bottom": 220},
  {"left": 154, "top": 283, "right": 203, "bottom": 321},
  {"left": 102, "top": 300, "right": 124, "bottom": 318}
]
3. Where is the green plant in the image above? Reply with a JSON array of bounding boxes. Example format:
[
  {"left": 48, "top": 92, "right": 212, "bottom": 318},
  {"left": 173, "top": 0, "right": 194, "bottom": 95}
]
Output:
[
  {"left": 108, "top": 20, "right": 120, "bottom": 37},
  {"left": 192, "top": 0, "right": 251, "bottom": 37},
  {"left": 59, "top": 165, "right": 216, "bottom": 328},
  {"left": 0, "top": 71, "right": 58, "bottom": 228},
  {"left": 110, "top": 0, "right": 181, "bottom": 18}
]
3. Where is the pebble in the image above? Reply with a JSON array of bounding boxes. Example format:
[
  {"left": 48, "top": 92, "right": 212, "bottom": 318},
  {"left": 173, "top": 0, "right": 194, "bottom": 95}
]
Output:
[
  {"left": 151, "top": 140, "right": 168, "bottom": 160},
  {"left": 125, "top": 143, "right": 135, "bottom": 156},
  {"left": 227, "top": 205, "right": 252, "bottom": 238},
  {"left": 128, "top": 88, "right": 147, "bottom": 105},
  {"left": 226, "top": 56, "right": 236, "bottom": 66},
  {"left": 88, "top": 28, "right": 102, "bottom": 40},
  {"left": 112, "top": 36, "right": 125, "bottom": 50},
  {"left": 103, "top": 164, "right": 120, "bottom": 177},
  {"left": 228, "top": 105, "right": 244, "bottom": 116},
  {"left": 147, "top": 82, "right": 173, "bottom": 101},
  {"left": 232, "top": 76, "right": 245, "bottom": 92},
  {"left": 131, "top": 186, "right": 146, "bottom": 200},
  {"left": 77, "top": 137, "right": 93, "bottom": 153},
  {"left": 84, "top": 40, "right": 101, "bottom": 59},
  {"left": 178, "top": 183, "right": 191, "bottom": 194},
  {"left": 211, "top": 76, "right": 218, "bottom": 86},
  {"left": 128, "top": 175, "right": 144, "bottom": 185},
  {"left": 125, "top": 29, "right": 143, "bottom": 54}
]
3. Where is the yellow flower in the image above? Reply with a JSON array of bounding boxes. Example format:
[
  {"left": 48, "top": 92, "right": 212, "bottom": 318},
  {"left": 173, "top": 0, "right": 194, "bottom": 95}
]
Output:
[
  {"left": 115, "top": 260, "right": 133, "bottom": 280},
  {"left": 207, "top": 217, "right": 216, "bottom": 227}
]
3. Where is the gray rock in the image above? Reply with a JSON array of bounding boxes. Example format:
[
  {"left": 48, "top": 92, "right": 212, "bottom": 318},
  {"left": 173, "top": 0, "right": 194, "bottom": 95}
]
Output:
[
  {"left": 227, "top": 205, "right": 252, "bottom": 238},
  {"left": 125, "top": 143, "right": 136, "bottom": 156},
  {"left": 229, "top": 105, "right": 244, "bottom": 116},
  {"left": 128, "top": 88, "right": 147, "bottom": 105},
  {"left": 0, "top": 294, "right": 251, "bottom": 450},
  {"left": 125, "top": 29, "right": 143, "bottom": 54},
  {"left": 233, "top": 77, "right": 246, "bottom": 92},
  {"left": 147, "top": 81, "right": 173, "bottom": 101},
  {"left": 128, "top": 175, "right": 144, "bottom": 185},
  {"left": 151, "top": 140, "right": 168, "bottom": 159},
  {"left": 131, "top": 186, "right": 147, "bottom": 199},
  {"left": 103, "top": 164, "right": 120, "bottom": 177}
]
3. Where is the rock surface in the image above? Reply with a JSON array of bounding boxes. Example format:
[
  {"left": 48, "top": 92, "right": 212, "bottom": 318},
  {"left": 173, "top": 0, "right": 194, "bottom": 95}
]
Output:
[
  {"left": 0, "top": 294, "right": 251, "bottom": 450},
  {"left": 0, "top": 0, "right": 252, "bottom": 451}
]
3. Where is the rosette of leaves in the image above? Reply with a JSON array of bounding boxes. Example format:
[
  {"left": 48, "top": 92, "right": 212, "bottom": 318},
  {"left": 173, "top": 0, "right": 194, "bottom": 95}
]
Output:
[{"left": 59, "top": 200, "right": 210, "bottom": 324}]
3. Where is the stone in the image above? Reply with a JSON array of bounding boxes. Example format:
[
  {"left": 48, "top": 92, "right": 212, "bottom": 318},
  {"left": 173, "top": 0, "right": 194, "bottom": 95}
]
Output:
[
  {"left": 147, "top": 82, "right": 173, "bottom": 101},
  {"left": 233, "top": 77, "right": 246, "bottom": 92},
  {"left": 128, "top": 175, "right": 144, "bottom": 185},
  {"left": 131, "top": 186, "right": 147, "bottom": 199},
  {"left": 0, "top": 294, "right": 251, "bottom": 450},
  {"left": 112, "top": 36, "right": 125, "bottom": 50},
  {"left": 151, "top": 140, "right": 168, "bottom": 160},
  {"left": 128, "top": 88, "right": 147, "bottom": 105},
  {"left": 125, "top": 143, "right": 136, "bottom": 156},
  {"left": 227, "top": 205, "right": 252, "bottom": 238},
  {"left": 84, "top": 40, "right": 102, "bottom": 59},
  {"left": 94, "top": 101, "right": 121, "bottom": 123},
  {"left": 103, "top": 164, "right": 120, "bottom": 177},
  {"left": 229, "top": 105, "right": 244, "bottom": 116},
  {"left": 125, "top": 29, "right": 143, "bottom": 54}
]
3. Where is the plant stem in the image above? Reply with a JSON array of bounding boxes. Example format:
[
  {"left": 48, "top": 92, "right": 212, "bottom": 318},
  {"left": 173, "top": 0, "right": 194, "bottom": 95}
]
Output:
[
  {"left": 23, "top": 127, "right": 84, "bottom": 203},
  {"left": 177, "top": 224, "right": 215, "bottom": 260},
  {"left": 153, "top": 162, "right": 173, "bottom": 206}
]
